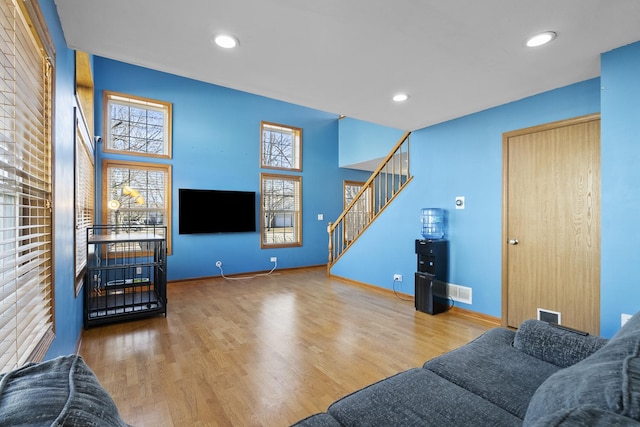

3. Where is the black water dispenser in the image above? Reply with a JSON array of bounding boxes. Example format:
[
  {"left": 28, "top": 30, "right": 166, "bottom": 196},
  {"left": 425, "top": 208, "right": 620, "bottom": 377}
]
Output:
[{"left": 415, "top": 239, "right": 449, "bottom": 315}]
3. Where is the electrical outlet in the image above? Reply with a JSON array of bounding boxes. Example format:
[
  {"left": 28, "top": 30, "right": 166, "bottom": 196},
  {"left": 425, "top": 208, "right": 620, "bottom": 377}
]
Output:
[
  {"left": 622, "top": 313, "right": 632, "bottom": 326},
  {"left": 393, "top": 274, "right": 403, "bottom": 282},
  {"left": 215, "top": 260, "right": 222, "bottom": 268},
  {"left": 270, "top": 257, "right": 277, "bottom": 263}
]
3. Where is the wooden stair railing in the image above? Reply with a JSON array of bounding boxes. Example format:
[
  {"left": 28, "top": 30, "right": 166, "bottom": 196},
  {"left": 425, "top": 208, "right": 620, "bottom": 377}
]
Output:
[{"left": 327, "top": 131, "right": 412, "bottom": 273}]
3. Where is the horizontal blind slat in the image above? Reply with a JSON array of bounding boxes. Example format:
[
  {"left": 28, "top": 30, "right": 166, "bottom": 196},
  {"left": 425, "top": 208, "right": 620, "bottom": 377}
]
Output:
[{"left": 0, "top": 0, "right": 53, "bottom": 374}]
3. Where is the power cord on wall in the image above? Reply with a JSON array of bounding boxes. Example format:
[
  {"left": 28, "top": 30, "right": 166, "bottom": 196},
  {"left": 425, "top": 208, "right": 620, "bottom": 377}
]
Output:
[
  {"left": 392, "top": 277, "right": 414, "bottom": 302},
  {"left": 446, "top": 296, "right": 455, "bottom": 312},
  {"left": 393, "top": 276, "right": 456, "bottom": 313},
  {"left": 215, "top": 260, "right": 277, "bottom": 280}
]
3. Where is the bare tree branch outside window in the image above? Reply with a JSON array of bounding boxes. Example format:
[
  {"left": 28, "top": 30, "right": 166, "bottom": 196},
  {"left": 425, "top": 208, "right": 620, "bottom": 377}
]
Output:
[
  {"left": 107, "top": 165, "right": 167, "bottom": 231},
  {"left": 105, "top": 92, "right": 171, "bottom": 158},
  {"left": 261, "top": 174, "right": 301, "bottom": 247},
  {"left": 103, "top": 160, "right": 172, "bottom": 256},
  {"left": 260, "top": 122, "right": 301, "bottom": 170}
]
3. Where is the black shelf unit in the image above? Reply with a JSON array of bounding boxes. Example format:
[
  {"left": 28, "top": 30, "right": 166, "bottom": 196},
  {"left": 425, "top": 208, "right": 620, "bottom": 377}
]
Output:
[
  {"left": 415, "top": 239, "right": 449, "bottom": 315},
  {"left": 84, "top": 225, "right": 167, "bottom": 328}
]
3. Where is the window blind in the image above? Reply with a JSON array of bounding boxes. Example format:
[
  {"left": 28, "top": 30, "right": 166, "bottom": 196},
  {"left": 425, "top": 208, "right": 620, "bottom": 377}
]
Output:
[
  {"left": 75, "top": 109, "right": 94, "bottom": 295},
  {"left": 0, "top": 0, "right": 54, "bottom": 373},
  {"left": 260, "top": 173, "right": 302, "bottom": 247}
]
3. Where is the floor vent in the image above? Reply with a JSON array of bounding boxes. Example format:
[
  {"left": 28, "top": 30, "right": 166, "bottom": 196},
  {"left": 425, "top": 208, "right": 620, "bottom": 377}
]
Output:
[
  {"left": 537, "top": 308, "right": 561, "bottom": 324},
  {"left": 447, "top": 283, "right": 472, "bottom": 305}
]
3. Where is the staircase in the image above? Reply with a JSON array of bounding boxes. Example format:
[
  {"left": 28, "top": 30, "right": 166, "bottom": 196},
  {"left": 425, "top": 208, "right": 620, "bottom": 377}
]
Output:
[{"left": 327, "top": 131, "right": 412, "bottom": 272}]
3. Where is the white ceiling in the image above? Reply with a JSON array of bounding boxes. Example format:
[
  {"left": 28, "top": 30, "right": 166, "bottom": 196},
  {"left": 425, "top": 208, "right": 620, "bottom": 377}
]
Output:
[{"left": 54, "top": 0, "right": 640, "bottom": 131}]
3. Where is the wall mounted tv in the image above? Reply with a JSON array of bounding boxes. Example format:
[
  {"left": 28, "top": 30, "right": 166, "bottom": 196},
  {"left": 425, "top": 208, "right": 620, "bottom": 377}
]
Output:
[{"left": 179, "top": 188, "right": 256, "bottom": 234}]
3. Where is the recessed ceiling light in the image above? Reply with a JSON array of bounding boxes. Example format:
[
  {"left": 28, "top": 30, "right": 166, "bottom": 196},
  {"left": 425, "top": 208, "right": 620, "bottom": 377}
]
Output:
[
  {"left": 213, "top": 34, "right": 239, "bottom": 49},
  {"left": 526, "top": 31, "right": 557, "bottom": 47},
  {"left": 393, "top": 93, "right": 409, "bottom": 102}
]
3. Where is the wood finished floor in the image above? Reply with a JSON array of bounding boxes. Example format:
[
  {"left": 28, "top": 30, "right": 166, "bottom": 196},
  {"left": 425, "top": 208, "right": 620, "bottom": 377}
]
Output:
[{"left": 80, "top": 267, "right": 498, "bottom": 427}]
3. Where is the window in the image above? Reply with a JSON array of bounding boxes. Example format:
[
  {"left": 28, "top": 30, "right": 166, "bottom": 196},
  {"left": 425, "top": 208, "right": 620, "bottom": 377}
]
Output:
[
  {"left": 260, "top": 122, "right": 302, "bottom": 247},
  {"left": 74, "top": 108, "right": 94, "bottom": 295},
  {"left": 261, "top": 174, "right": 301, "bottom": 247},
  {"left": 0, "top": 0, "right": 55, "bottom": 373},
  {"left": 260, "top": 122, "right": 302, "bottom": 171},
  {"left": 344, "top": 181, "right": 372, "bottom": 243},
  {"left": 74, "top": 51, "right": 95, "bottom": 296},
  {"left": 104, "top": 91, "right": 172, "bottom": 158},
  {"left": 103, "top": 160, "right": 172, "bottom": 253}
]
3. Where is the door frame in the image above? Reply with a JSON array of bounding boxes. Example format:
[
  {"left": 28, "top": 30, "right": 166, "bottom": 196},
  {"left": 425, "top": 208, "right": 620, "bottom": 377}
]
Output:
[{"left": 501, "top": 113, "right": 601, "bottom": 328}]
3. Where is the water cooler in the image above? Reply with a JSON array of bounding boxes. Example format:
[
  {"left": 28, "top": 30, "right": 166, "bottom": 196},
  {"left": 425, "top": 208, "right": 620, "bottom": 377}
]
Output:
[
  {"left": 415, "top": 208, "right": 449, "bottom": 315},
  {"left": 415, "top": 239, "right": 449, "bottom": 315}
]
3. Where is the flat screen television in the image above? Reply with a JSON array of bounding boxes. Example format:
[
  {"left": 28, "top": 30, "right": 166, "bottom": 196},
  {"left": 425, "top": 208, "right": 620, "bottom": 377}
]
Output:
[{"left": 179, "top": 188, "right": 256, "bottom": 234}]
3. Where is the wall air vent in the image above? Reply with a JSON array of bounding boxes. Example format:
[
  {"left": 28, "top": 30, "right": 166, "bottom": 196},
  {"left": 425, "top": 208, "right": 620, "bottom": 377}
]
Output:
[
  {"left": 447, "top": 283, "right": 472, "bottom": 305},
  {"left": 537, "top": 308, "right": 561, "bottom": 324}
]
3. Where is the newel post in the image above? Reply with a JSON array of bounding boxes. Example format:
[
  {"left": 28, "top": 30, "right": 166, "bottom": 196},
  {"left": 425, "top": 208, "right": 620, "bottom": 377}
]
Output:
[{"left": 327, "top": 222, "right": 333, "bottom": 276}]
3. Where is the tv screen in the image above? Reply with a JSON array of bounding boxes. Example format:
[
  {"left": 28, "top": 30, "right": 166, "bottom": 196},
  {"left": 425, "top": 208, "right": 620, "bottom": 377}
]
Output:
[{"left": 179, "top": 188, "right": 256, "bottom": 234}]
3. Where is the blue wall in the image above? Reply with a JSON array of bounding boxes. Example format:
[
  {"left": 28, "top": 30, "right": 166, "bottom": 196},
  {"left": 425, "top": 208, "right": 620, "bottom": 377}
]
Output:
[
  {"left": 338, "top": 118, "right": 406, "bottom": 167},
  {"left": 38, "top": 0, "right": 640, "bottom": 360},
  {"left": 335, "top": 39, "right": 640, "bottom": 338},
  {"left": 93, "top": 58, "right": 370, "bottom": 280},
  {"left": 40, "top": 0, "right": 84, "bottom": 359},
  {"left": 600, "top": 42, "right": 640, "bottom": 337},
  {"left": 333, "top": 79, "right": 601, "bottom": 320}
]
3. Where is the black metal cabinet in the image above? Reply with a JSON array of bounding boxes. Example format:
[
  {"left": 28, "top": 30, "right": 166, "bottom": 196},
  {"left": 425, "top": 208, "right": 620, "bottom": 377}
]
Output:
[
  {"left": 414, "top": 239, "right": 449, "bottom": 315},
  {"left": 84, "top": 225, "right": 167, "bottom": 328}
]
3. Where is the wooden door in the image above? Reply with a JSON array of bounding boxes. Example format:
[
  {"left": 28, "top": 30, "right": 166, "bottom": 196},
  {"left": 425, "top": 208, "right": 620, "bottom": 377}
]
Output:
[{"left": 502, "top": 114, "right": 600, "bottom": 334}]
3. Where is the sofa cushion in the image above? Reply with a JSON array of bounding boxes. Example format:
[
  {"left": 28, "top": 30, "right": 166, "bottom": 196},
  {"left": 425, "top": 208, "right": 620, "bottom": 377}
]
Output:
[
  {"left": 513, "top": 320, "right": 608, "bottom": 368},
  {"left": 524, "top": 312, "right": 640, "bottom": 426},
  {"left": 424, "top": 327, "right": 560, "bottom": 419},
  {"left": 327, "top": 368, "right": 522, "bottom": 427},
  {"left": 0, "top": 354, "right": 129, "bottom": 427}
]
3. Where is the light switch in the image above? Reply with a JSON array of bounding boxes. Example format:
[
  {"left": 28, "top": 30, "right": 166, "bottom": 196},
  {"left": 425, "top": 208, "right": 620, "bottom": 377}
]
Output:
[{"left": 317, "top": 213, "right": 324, "bottom": 221}]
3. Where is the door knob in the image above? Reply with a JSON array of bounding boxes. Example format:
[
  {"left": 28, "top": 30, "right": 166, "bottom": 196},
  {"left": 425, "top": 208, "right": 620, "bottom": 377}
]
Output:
[{"left": 508, "top": 239, "right": 519, "bottom": 245}]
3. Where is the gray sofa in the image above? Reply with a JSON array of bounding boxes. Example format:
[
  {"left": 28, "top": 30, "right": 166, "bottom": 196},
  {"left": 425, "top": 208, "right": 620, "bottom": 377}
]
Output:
[{"left": 293, "top": 312, "right": 640, "bottom": 426}]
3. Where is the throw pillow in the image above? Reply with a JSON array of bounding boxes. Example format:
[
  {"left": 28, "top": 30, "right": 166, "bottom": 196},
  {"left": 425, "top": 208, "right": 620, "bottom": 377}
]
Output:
[
  {"left": 529, "top": 405, "right": 640, "bottom": 426},
  {"left": 513, "top": 320, "right": 608, "bottom": 368},
  {"left": 524, "top": 312, "right": 640, "bottom": 425}
]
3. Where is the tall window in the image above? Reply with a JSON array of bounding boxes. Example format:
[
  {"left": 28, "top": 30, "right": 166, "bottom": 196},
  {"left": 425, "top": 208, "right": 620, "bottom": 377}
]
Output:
[
  {"left": 74, "top": 108, "right": 94, "bottom": 295},
  {"left": 74, "top": 49, "right": 95, "bottom": 296},
  {"left": 261, "top": 174, "right": 302, "bottom": 248},
  {"left": 103, "top": 91, "right": 172, "bottom": 253},
  {"left": 104, "top": 91, "right": 172, "bottom": 158},
  {"left": 260, "top": 122, "right": 302, "bottom": 171},
  {"left": 103, "top": 160, "right": 172, "bottom": 253},
  {"left": 0, "top": 0, "right": 55, "bottom": 373}
]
